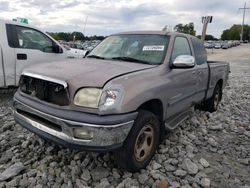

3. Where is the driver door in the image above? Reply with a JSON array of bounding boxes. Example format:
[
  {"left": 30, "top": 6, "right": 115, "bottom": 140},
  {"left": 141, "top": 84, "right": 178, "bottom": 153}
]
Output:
[
  {"left": 166, "top": 36, "right": 197, "bottom": 118},
  {"left": 13, "top": 25, "right": 65, "bottom": 84}
]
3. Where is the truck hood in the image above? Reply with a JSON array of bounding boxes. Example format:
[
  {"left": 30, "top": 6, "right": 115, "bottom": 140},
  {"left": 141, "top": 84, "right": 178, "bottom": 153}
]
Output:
[{"left": 23, "top": 59, "right": 157, "bottom": 88}]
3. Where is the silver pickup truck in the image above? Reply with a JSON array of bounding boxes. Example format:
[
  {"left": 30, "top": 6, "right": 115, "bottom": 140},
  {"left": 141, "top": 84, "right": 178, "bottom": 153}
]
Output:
[{"left": 13, "top": 31, "right": 230, "bottom": 172}]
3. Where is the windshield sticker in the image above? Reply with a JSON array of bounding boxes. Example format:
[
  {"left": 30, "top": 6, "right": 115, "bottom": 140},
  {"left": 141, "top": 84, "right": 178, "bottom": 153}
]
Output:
[{"left": 142, "top": 45, "right": 164, "bottom": 51}]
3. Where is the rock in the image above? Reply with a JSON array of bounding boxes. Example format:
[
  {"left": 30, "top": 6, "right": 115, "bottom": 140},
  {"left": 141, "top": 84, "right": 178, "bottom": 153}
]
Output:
[
  {"left": 2, "top": 121, "right": 15, "bottom": 131},
  {"left": 170, "top": 181, "right": 180, "bottom": 188},
  {"left": 244, "top": 131, "right": 250, "bottom": 138},
  {"left": 75, "top": 179, "right": 88, "bottom": 188},
  {"left": 241, "top": 185, "right": 250, "bottom": 188},
  {"left": 74, "top": 152, "right": 85, "bottom": 160},
  {"left": 21, "top": 140, "right": 30, "bottom": 148},
  {"left": 153, "top": 179, "right": 169, "bottom": 188},
  {"left": 0, "top": 162, "right": 25, "bottom": 181},
  {"left": 0, "top": 153, "right": 13, "bottom": 164},
  {"left": 91, "top": 167, "right": 109, "bottom": 181},
  {"left": 0, "top": 181, "right": 7, "bottom": 188},
  {"left": 34, "top": 184, "right": 43, "bottom": 188},
  {"left": 151, "top": 161, "right": 162, "bottom": 170},
  {"left": 186, "top": 145, "right": 194, "bottom": 154},
  {"left": 159, "top": 148, "right": 169, "bottom": 154},
  {"left": 151, "top": 171, "right": 166, "bottom": 180},
  {"left": 217, "top": 149, "right": 224, "bottom": 154},
  {"left": 190, "top": 117, "right": 200, "bottom": 126},
  {"left": 95, "top": 178, "right": 110, "bottom": 188},
  {"left": 169, "top": 159, "right": 179, "bottom": 165},
  {"left": 187, "top": 133, "right": 197, "bottom": 140},
  {"left": 81, "top": 155, "right": 91, "bottom": 167},
  {"left": 181, "top": 184, "right": 192, "bottom": 188},
  {"left": 199, "top": 158, "right": 209, "bottom": 168},
  {"left": 208, "top": 138, "right": 218, "bottom": 147},
  {"left": 116, "top": 177, "right": 139, "bottom": 188},
  {"left": 174, "top": 169, "right": 187, "bottom": 177},
  {"left": 138, "top": 173, "right": 148, "bottom": 184},
  {"left": 201, "top": 128, "right": 208, "bottom": 135},
  {"left": 200, "top": 177, "right": 210, "bottom": 187},
  {"left": 238, "top": 158, "right": 249, "bottom": 165},
  {"left": 112, "top": 170, "right": 120, "bottom": 179},
  {"left": 19, "top": 177, "right": 29, "bottom": 187},
  {"left": 81, "top": 169, "right": 91, "bottom": 181},
  {"left": 164, "top": 163, "right": 176, "bottom": 172},
  {"left": 208, "top": 124, "right": 223, "bottom": 131},
  {"left": 182, "top": 158, "right": 199, "bottom": 175},
  {"left": 27, "top": 169, "right": 37, "bottom": 177},
  {"left": 28, "top": 177, "right": 37, "bottom": 186},
  {"left": 5, "top": 178, "right": 18, "bottom": 187}
]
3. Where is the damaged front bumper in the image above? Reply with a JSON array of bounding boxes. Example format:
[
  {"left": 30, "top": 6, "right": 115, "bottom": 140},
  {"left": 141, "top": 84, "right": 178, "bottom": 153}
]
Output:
[{"left": 14, "top": 92, "right": 137, "bottom": 152}]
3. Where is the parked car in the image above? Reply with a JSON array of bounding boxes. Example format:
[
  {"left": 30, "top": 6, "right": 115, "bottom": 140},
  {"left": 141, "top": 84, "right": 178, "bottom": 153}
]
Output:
[
  {"left": 204, "top": 41, "right": 214, "bottom": 49},
  {"left": 214, "top": 42, "right": 222, "bottom": 49},
  {"left": 0, "top": 19, "right": 66, "bottom": 88},
  {"left": 66, "top": 44, "right": 88, "bottom": 59},
  {"left": 222, "top": 42, "right": 230, "bottom": 49},
  {"left": 14, "top": 31, "right": 230, "bottom": 172}
]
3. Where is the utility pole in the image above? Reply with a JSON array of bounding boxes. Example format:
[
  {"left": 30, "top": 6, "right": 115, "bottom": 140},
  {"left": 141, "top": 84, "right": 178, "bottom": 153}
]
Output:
[
  {"left": 83, "top": 16, "right": 88, "bottom": 38},
  {"left": 239, "top": 2, "right": 250, "bottom": 41},
  {"left": 201, "top": 16, "right": 213, "bottom": 42}
]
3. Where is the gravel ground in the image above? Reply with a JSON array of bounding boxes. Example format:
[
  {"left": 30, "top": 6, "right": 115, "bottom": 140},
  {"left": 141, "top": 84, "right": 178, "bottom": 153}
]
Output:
[{"left": 0, "top": 45, "right": 250, "bottom": 188}]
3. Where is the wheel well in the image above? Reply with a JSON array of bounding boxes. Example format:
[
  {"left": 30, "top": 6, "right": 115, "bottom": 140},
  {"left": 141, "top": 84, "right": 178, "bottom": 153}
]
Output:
[
  {"left": 138, "top": 99, "right": 163, "bottom": 122},
  {"left": 217, "top": 79, "right": 223, "bottom": 88},
  {"left": 216, "top": 79, "right": 223, "bottom": 100}
]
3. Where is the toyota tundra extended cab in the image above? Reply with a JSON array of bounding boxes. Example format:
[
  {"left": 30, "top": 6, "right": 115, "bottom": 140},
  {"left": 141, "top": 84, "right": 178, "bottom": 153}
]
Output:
[{"left": 13, "top": 31, "right": 230, "bottom": 172}]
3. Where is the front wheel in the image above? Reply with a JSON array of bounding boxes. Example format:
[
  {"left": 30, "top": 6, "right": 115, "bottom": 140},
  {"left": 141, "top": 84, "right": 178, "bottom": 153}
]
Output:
[{"left": 114, "top": 110, "right": 160, "bottom": 172}]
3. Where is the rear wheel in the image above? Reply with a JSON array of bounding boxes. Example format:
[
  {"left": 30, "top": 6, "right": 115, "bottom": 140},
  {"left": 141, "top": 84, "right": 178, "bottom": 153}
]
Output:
[
  {"left": 114, "top": 110, "right": 160, "bottom": 172},
  {"left": 204, "top": 84, "right": 222, "bottom": 112}
]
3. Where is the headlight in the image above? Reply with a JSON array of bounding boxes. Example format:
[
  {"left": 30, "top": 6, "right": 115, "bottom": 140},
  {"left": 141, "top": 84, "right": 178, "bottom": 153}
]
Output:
[
  {"left": 99, "top": 90, "right": 119, "bottom": 107},
  {"left": 74, "top": 88, "right": 102, "bottom": 108}
]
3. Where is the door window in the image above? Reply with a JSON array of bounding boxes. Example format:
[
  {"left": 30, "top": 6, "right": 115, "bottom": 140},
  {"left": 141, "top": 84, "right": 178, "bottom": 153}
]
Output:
[
  {"left": 15, "top": 26, "right": 54, "bottom": 53},
  {"left": 191, "top": 37, "right": 207, "bottom": 65},
  {"left": 171, "top": 37, "right": 192, "bottom": 62}
]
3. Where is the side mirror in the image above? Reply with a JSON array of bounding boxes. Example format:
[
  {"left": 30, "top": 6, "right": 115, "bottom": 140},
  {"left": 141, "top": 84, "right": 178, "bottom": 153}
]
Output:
[
  {"left": 53, "top": 44, "right": 63, "bottom": 53},
  {"left": 172, "top": 55, "right": 195, "bottom": 68},
  {"left": 84, "top": 50, "right": 90, "bottom": 58}
]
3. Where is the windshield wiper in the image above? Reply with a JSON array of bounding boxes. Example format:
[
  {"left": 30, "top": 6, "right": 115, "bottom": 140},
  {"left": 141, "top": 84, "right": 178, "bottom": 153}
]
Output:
[
  {"left": 111, "top": 56, "right": 152, "bottom": 65},
  {"left": 87, "top": 55, "right": 105, "bottom": 59}
]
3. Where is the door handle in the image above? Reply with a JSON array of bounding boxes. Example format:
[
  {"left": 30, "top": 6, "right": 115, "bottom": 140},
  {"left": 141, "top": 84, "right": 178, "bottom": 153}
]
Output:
[
  {"left": 17, "top": 53, "right": 27, "bottom": 60},
  {"left": 192, "top": 71, "right": 196, "bottom": 74}
]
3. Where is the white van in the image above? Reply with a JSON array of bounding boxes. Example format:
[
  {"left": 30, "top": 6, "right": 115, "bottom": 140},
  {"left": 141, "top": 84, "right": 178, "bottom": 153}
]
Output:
[{"left": 0, "top": 19, "right": 66, "bottom": 88}]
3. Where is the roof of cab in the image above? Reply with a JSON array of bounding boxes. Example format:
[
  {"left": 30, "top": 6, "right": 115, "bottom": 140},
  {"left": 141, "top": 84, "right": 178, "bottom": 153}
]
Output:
[
  {"left": 0, "top": 19, "right": 39, "bottom": 30},
  {"left": 112, "top": 30, "right": 193, "bottom": 38}
]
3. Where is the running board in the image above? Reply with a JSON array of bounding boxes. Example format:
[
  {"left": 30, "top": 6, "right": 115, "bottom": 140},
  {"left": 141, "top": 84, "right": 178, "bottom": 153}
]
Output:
[{"left": 165, "top": 108, "right": 194, "bottom": 130}]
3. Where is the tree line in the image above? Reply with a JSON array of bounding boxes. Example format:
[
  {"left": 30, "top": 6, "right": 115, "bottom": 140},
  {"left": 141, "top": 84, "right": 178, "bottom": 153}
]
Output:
[
  {"left": 173, "top": 22, "right": 250, "bottom": 41},
  {"left": 47, "top": 23, "right": 250, "bottom": 41},
  {"left": 221, "top": 24, "right": 250, "bottom": 40},
  {"left": 173, "top": 22, "right": 217, "bottom": 40},
  {"left": 46, "top": 31, "right": 105, "bottom": 41}
]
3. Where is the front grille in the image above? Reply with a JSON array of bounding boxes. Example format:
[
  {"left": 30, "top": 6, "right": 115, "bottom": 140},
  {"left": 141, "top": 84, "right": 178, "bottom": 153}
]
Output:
[{"left": 19, "top": 75, "right": 69, "bottom": 106}]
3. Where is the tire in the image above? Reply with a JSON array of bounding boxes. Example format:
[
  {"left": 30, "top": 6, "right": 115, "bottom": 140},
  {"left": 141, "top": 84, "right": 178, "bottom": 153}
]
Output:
[
  {"left": 114, "top": 110, "right": 160, "bottom": 172},
  {"left": 204, "top": 84, "right": 222, "bottom": 112}
]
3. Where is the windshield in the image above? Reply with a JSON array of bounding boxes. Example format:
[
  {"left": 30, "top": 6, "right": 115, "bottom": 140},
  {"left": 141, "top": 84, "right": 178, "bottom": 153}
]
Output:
[{"left": 88, "top": 34, "right": 169, "bottom": 65}]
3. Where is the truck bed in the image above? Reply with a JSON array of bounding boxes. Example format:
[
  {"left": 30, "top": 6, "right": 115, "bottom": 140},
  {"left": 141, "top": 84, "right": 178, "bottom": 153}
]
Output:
[{"left": 206, "top": 60, "right": 230, "bottom": 99}]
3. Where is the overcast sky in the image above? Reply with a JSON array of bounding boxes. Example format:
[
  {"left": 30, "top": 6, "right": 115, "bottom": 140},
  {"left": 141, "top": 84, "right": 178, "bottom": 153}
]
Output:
[{"left": 0, "top": 0, "right": 249, "bottom": 38}]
